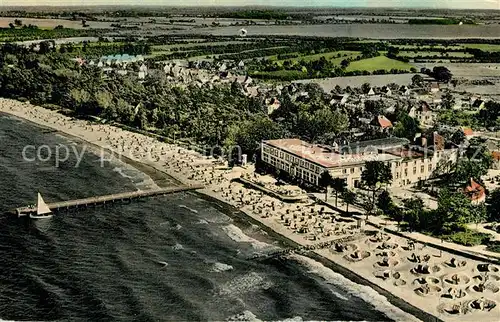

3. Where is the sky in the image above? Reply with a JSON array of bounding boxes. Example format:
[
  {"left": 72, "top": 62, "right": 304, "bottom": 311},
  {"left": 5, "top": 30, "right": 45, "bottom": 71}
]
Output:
[{"left": 0, "top": 0, "right": 498, "bottom": 9}]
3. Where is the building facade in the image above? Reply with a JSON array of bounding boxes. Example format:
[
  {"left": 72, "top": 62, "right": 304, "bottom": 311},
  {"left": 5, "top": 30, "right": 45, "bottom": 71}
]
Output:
[{"left": 261, "top": 138, "right": 458, "bottom": 189}]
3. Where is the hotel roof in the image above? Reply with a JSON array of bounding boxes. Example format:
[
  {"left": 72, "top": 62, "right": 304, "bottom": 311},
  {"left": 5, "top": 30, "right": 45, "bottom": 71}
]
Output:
[{"left": 263, "top": 139, "right": 401, "bottom": 169}]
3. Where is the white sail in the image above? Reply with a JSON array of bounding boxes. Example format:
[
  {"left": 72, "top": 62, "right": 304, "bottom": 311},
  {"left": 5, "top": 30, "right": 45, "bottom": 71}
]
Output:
[{"left": 37, "top": 193, "right": 51, "bottom": 215}]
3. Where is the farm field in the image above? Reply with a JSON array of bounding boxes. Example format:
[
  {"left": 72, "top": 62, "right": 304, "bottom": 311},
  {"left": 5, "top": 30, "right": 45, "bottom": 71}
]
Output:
[
  {"left": 151, "top": 40, "right": 251, "bottom": 52},
  {"left": 251, "top": 70, "right": 308, "bottom": 79},
  {"left": 461, "top": 43, "right": 500, "bottom": 51},
  {"left": 265, "top": 50, "right": 361, "bottom": 67},
  {"left": 346, "top": 56, "right": 414, "bottom": 72}
]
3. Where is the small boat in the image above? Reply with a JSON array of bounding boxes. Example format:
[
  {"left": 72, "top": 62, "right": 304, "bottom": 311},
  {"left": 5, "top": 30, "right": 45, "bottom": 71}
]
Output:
[{"left": 30, "top": 193, "right": 53, "bottom": 220}]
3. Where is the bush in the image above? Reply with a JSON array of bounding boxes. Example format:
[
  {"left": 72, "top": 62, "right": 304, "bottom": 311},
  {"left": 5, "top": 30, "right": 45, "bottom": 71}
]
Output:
[
  {"left": 441, "top": 230, "right": 492, "bottom": 246},
  {"left": 486, "top": 241, "right": 500, "bottom": 253}
]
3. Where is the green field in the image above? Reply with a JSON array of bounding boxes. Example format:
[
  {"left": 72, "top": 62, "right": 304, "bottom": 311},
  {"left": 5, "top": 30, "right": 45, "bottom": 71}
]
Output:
[
  {"left": 346, "top": 56, "right": 414, "bottom": 72},
  {"left": 461, "top": 44, "right": 500, "bottom": 52},
  {"left": 393, "top": 44, "right": 463, "bottom": 50},
  {"left": 251, "top": 70, "right": 308, "bottom": 79},
  {"left": 151, "top": 40, "right": 251, "bottom": 52},
  {"left": 267, "top": 50, "right": 360, "bottom": 67},
  {"left": 399, "top": 50, "right": 473, "bottom": 58},
  {"left": 394, "top": 43, "right": 500, "bottom": 53}
]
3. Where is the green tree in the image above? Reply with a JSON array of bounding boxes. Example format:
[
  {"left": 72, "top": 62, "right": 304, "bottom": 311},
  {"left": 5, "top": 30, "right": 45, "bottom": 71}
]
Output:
[
  {"left": 361, "top": 83, "right": 371, "bottom": 94},
  {"left": 478, "top": 101, "right": 500, "bottom": 128},
  {"left": 393, "top": 111, "right": 420, "bottom": 140},
  {"left": 453, "top": 159, "right": 488, "bottom": 185},
  {"left": 340, "top": 59, "right": 350, "bottom": 69},
  {"left": 403, "top": 198, "right": 425, "bottom": 232},
  {"left": 331, "top": 177, "right": 347, "bottom": 207},
  {"left": 377, "top": 190, "right": 393, "bottom": 213},
  {"left": 411, "top": 74, "right": 424, "bottom": 87},
  {"left": 319, "top": 171, "right": 333, "bottom": 202},
  {"left": 487, "top": 189, "right": 500, "bottom": 221},
  {"left": 224, "top": 116, "right": 286, "bottom": 158},
  {"left": 434, "top": 189, "right": 486, "bottom": 234},
  {"left": 296, "top": 107, "right": 348, "bottom": 142},
  {"left": 441, "top": 92, "right": 455, "bottom": 110},
  {"left": 361, "top": 161, "right": 393, "bottom": 219},
  {"left": 342, "top": 190, "right": 356, "bottom": 215}
]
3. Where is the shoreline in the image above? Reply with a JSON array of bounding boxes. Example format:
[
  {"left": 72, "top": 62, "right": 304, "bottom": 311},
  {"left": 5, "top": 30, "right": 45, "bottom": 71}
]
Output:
[
  {"left": 2, "top": 99, "right": 498, "bottom": 322},
  {"left": 0, "top": 104, "right": 431, "bottom": 321}
]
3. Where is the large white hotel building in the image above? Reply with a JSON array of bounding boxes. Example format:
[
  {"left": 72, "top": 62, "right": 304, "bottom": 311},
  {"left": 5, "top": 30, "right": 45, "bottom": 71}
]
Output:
[{"left": 260, "top": 135, "right": 458, "bottom": 188}]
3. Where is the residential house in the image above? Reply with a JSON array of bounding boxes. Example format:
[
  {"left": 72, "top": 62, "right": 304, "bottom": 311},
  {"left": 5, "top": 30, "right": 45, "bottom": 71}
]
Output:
[
  {"left": 329, "top": 94, "right": 350, "bottom": 106},
  {"left": 267, "top": 98, "right": 281, "bottom": 115},
  {"left": 430, "top": 82, "right": 440, "bottom": 93},
  {"left": 472, "top": 98, "right": 485, "bottom": 110},
  {"left": 462, "top": 127, "right": 474, "bottom": 138},
  {"left": 371, "top": 115, "right": 393, "bottom": 131},
  {"left": 409, "top": 101, "right": 436, "bottom": 127},
  {"left": 492, "top": 151, "right": 500, "bottom": 170},
  {"left": 463, "top": 178, "right": 486, "bottom": 204}
]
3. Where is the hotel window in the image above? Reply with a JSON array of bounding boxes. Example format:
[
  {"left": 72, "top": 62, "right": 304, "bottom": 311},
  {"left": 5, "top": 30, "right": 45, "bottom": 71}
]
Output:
[
  {"left": 428, "top": 164, "right": 432, "bottom": 171},
  {"left": 396, "top": 172, "right": 399, "bottom": 179},
  {"left": 421, "top": 165, "right": 424, "bottom": 173},
  {"left": 350, "top": 168, "right": 354, "bottom": 174},
  {"left": 413, "top": 167, "right": 417, "bottom": 175},
  {"left": 404, "top": 169, "right": 408, "bottom": 177},
  {"left": 343, "top": 169, "right": 347, "bottom": 174}
]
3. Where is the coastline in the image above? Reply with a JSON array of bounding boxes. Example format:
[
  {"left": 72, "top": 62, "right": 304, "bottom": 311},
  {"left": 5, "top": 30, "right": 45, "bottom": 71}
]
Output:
[{"left": 2, "top": 98, "right": 498, "bottom": 322}]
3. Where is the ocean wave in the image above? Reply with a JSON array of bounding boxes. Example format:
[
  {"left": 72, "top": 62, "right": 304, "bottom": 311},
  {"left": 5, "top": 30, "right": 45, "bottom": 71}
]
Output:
[
  {"left": 172, "top": 243, "right": 184, "bottom": 250},
  {"left": 179, "top": 204, "right": 199, "bottom": 214},
  {"left": 210, "top": 262, "right": 234, "bottom": 273},
  {"left": 221, "top": 225, "right": 271, "bottom": 250},
  {"left": 112, "top": 167, "right": 134, "bottom": 179},
  {"left": 289, "top": 254, "right": 421, "bottom": 322},
  {"left": 218, "top": 272, "right": 272, "bottom": 296},
  {"left": 226, "top": 310, "right": 304, "bottom": 321}
]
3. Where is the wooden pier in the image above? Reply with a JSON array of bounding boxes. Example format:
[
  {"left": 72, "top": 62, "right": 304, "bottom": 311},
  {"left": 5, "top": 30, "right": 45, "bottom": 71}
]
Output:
[{"left": 14, "top": 184, "right": 204, "bottom": 217}]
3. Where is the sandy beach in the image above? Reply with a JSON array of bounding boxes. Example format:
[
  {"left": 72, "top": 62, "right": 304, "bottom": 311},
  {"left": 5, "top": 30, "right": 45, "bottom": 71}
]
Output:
[{"left": 1, "top": 98, "right": 499, "bottom": 322}]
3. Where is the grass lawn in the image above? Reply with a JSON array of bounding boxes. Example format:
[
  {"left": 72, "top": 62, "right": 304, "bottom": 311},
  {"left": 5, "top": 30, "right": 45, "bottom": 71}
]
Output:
[{"left": 346, "top": 56, "right": 414, "bottom": 72}]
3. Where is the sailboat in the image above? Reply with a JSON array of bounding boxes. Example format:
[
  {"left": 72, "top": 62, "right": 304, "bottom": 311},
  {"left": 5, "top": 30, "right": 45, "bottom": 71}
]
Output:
[{"left": 30, "top": 193, "right": 53, "bottom": 220}]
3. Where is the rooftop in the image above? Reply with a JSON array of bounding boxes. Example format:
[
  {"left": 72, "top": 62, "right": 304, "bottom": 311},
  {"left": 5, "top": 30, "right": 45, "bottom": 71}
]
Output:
[
  {"left": 341, "top": 137, "right": 410, "bottom": 154},
  {"left": 263, "top": 139, "right": 401, "bottom": 169}
]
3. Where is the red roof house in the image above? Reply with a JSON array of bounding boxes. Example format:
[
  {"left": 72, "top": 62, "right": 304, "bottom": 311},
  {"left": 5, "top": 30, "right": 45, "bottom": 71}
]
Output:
[{"left": 463, "top": 178, "right": 486, "bottom": 204}]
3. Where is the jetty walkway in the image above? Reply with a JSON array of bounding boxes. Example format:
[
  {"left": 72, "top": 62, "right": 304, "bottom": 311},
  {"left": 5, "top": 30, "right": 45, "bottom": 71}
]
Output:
[{"left": 14, "top": 184, "right": 203, "bottom": 217}]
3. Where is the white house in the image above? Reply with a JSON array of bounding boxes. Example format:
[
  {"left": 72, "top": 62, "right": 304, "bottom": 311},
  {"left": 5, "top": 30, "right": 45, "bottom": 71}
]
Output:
[{"left": 409, "top": 102, "right": 436, "bottom": 127}]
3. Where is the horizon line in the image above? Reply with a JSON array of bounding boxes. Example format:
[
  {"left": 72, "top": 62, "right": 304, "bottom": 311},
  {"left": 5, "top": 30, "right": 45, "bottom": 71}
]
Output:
[{"left": 0, "top": 5, "right": 498, "bottom": 11}]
